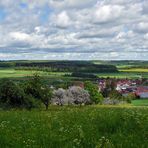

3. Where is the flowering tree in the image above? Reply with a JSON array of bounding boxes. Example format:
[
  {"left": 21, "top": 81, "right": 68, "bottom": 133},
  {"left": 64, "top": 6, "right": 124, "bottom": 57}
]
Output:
[
  {"left": 68, "top": 86, "right": 91, "bottom": 105},
  {"left": 51, "top": 86, "right": 91, "bottom": 105}
]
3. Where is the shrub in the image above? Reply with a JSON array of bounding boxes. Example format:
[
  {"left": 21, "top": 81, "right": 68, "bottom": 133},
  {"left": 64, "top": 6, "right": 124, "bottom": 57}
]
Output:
[
  {"left": 109, "top": 90, "right": 123, "bottom": 100},
  {"left": 123, "top": 93, "right": 136, "bottom": 103}
]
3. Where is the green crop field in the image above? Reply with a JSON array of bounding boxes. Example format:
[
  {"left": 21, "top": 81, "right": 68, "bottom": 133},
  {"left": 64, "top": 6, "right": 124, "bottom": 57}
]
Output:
[{"left": 0, "top": 106, "right": 147, "bottom": 148}]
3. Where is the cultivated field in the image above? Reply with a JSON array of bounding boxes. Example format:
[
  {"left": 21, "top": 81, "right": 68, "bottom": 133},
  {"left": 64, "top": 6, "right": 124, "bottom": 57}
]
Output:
[{"left": 0, "top": 106, "right": 147, "bottom": 148}]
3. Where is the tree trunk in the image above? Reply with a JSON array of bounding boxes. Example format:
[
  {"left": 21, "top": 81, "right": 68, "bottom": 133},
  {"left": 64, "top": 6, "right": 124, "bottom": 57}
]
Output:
[{"left": 45, "top": 105, "right": 48, "bottom": 110}]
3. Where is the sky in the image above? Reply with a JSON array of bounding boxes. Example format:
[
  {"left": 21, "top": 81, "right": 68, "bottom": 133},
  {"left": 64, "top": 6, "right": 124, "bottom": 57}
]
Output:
[{"left": 0, "top": 0, "right": 148, "bottom": 60}]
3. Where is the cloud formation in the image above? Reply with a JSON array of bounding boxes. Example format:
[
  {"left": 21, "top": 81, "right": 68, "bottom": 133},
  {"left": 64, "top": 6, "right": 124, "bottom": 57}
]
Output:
[{"left": 0, "top": 0, "right": 148, "bottom": 60}]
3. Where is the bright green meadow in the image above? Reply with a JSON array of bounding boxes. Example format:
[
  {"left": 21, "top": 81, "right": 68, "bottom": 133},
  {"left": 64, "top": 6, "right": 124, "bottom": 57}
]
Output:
[{"left": 0, "top": 106, "right": 148, "bottom": 148}]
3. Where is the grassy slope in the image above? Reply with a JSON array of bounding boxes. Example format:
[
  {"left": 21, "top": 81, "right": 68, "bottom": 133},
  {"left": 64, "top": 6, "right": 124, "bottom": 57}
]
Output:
[{"left": 0, "top": 106, "right": 147, "bottom": 148}]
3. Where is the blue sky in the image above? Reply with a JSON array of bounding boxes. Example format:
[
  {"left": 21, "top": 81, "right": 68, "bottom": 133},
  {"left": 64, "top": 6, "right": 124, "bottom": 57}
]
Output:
[{"left": 0, "top": 0, "right": 148, "bottom": 60}]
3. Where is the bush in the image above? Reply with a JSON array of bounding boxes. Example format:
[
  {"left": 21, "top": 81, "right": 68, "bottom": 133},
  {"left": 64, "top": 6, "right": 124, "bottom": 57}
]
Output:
[
  {"left": 109, "top": 90, "right": 123, "bottom": 100},
  {"left": 123, "top": 93, "right": 136, "bottom": 103}
]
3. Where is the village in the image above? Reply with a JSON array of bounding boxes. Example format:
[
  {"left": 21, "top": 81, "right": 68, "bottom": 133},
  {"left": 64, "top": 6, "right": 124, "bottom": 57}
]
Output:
[{"left": 97, "top": 78, "right": 148, "bottom": 99}]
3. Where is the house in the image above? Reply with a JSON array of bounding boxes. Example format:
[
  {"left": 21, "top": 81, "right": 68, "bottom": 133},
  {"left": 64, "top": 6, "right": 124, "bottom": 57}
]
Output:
[
  {"left": 116, "top": 80, "right": 137, "bottom": 92},
  {"left": 135, "top": 86, "right": 148, "bottom": 99}
]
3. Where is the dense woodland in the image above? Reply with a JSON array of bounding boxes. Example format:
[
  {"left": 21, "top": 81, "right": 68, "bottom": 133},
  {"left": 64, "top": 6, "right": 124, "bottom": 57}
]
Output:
[{"left": 0, "top": 61, "right": 118, "bottom": 73}]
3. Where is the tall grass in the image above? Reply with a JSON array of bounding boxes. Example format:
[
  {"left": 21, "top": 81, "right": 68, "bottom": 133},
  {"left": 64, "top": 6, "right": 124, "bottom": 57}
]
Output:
[{"left": 0, "top": 106, "right": 148, "bottom": 148}]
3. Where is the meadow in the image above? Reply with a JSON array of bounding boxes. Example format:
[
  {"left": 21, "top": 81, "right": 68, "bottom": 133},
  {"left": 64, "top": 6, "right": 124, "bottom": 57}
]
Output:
[
  {"left": 132, "top": 99, "right": 148, "bottom": 106},
  {"left": 0, "top": 106, "right": 148, "bottom": 148},
  {"left": 0, "top": 68, "right": 68, "bottom": 78}
]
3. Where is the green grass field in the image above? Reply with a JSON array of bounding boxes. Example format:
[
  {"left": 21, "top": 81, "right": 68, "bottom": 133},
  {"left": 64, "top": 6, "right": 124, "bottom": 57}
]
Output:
[
  {"left": 0, "top": 68, "right": 147, "bottom": 79},
  {"left": 0, "top": 106, "right": 147, "bottom": 148},
  {"left": 0, "top": 69, "right": 68, "bottom": 78},
  {"left": 132, "top": 99, "right": 148, "bottom": 106}
]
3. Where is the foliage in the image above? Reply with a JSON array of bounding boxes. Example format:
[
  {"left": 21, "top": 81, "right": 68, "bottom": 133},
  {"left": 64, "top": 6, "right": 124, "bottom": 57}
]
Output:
[
  {"left": 84, "top": 81, "right": 103, "bottom": 104},
  {"left": 24, "top": 73, "right": 42, "bottom": 99},
  {"left": 24, "top": 74, "right": 53, "bottom": 109},
  {"left": 109, "top": 90, "right": 123, "bottom": 100},
  {"left": 0, "top": 79, "right": 36, "bottom": 109},
  {"left": 15, "top": 61, "right": 118, "bottom": 73}
]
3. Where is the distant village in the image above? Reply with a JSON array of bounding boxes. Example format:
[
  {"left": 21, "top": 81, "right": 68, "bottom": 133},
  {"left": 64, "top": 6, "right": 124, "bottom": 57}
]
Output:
[{"left": 97, "top": 78, "right": 148, "bottom": 99}]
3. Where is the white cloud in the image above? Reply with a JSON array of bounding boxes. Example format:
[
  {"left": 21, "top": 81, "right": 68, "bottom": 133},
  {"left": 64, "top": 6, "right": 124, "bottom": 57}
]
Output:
[
  {"left": 0, "top": 0, "right": 148, "bottom": 60},
  {"left": 134, "top": 22, "right": 148, "bottom": 33},
  {"left": 49, "top": 0, "right": 97, "bottom": 10},
  {"left": 94, "top": 5, "right": 124, "bottom": 23},
  {"left": 9, "top": 32, "right": 31, "bottom": 41},
  {"left": 55, "top": 11, "right": 71, "bottom": 28}
]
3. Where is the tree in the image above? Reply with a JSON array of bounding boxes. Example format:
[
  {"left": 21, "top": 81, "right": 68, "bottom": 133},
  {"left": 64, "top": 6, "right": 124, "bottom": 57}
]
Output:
[
  {"left": 24, "top": 73, "right": 42, "bottom": 99},
  {"left": 68, "top": 86, "right": 91, "bottom": 105},
  {"left": 84, "top": 81, "right": 103, "bottom": 104},
  {"left": 24, "top": 74, "right": 53, "bottom": 109},
  {"left": 52, "top": 88, "right": 67, "bottom": 106},
  {"left": 0, "top": 79, "right": 24, "bottom": 106},
  {"left": 51, "top": 86, "right": 91, "bottom": 105},
  {"left": 0, "top": 79, "right": 36, "bottom": 109},
  {"left": 40, "top": 86, "right": 53, "bottom": 110}
]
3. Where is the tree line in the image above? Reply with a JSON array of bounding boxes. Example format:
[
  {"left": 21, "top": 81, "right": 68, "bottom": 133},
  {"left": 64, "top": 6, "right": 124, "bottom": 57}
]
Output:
[{"left": 0, "top": 61, "right": 118, "bottom": 73}]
